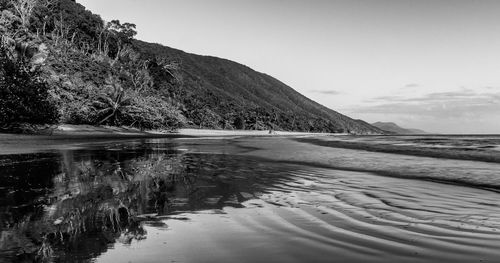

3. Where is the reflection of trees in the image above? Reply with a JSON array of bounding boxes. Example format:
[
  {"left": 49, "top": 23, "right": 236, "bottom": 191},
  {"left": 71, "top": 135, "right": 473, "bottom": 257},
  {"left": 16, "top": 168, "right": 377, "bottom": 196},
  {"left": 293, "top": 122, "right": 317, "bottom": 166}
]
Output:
[
  {"left": 0, "top": 149, "right": 186, "bottom": 262},
  {"left": 41, "top": 149, "right": 187, "bottom": 262},
  {"left": 1, "top": 147, "right": 289, "bottom": 262},
  {"left": 0, "top": 153, "right": 59, "bottom": 262}
]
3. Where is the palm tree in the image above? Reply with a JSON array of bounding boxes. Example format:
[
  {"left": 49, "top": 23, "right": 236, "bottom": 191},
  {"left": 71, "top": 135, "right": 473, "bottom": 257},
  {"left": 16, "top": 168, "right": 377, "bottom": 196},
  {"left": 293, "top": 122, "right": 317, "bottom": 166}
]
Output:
[{"left": 93, "top": 77, "right": 137, "bottom": 126}]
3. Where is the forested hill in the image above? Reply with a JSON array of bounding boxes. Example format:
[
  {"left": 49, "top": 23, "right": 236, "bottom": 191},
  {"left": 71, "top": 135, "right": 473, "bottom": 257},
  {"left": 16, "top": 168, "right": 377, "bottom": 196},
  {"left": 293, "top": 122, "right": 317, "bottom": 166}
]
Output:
[
  {"left": 0, "top": 0, "right": 382, "bottom": 134},
  {"left": 134, "top": 41, "right": 381, "bottom": 134}
]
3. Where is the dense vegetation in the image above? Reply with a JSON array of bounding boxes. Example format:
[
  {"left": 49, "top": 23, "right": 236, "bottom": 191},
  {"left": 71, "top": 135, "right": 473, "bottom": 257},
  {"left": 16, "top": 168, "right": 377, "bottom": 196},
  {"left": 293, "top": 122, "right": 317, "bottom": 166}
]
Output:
[
  {"left": 0, "top": 45, "right": 58, "bottom": 125},
  {"left": 0, "top": 0, "right": 382, "bottom": 134},
  {"left": 135, "top": 41, "right": 382, "bottom": 133}
]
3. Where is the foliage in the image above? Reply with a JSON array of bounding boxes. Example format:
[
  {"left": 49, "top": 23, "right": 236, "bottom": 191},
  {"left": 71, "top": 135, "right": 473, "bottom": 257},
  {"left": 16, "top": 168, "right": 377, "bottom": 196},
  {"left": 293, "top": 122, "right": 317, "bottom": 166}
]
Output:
[
  {"left": 107, "top": 19, "right": 136, "bottom": 44},
  {"left": 134, "top": 41, "right": 382, "bottom": 133},
  {"left": 92, "top": 77, "right": 136, "bottom": 125},
  {"left": 129, "top": 95, "right": 185, "bottom": 130},
  {"left": 0, "top": 0, "right": 382, "bottom": 134},
  {"left": 233, "top": 116, "right": 245, "bottom": 129},
  {"left": 35, "top": 0, "right": 104, "bottom": 47},
  {"left": 11, "top": 0, "right": 38, "bottom": 29},
  {"left": 90, "top": 78, "right": 185, "bottom": 129},
  {"left": 0, "top": 44, "right": 59, "bottom": 126}
]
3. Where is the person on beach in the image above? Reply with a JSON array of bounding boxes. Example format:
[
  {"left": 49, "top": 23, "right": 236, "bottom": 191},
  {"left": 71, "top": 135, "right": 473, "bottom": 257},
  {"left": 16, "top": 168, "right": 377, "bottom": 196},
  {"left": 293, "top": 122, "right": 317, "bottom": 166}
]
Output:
[{"left": 268, "top": 123, "right": 276, "bottom": 135}]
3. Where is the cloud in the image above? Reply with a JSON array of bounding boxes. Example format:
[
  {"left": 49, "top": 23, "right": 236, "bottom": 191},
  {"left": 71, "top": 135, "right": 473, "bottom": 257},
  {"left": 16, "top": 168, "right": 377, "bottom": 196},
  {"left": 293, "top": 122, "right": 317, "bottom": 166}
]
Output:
[
  {"left": 367, "top": 89, "right": 479, "bottom": 103},
  {"left": 365, "top": 95, "right": 402, "bottom": 103},
  {"left": 310, "top": 89, "right": 342, "bottom": 95},
  {"left": 403, "top": 83, "right": 419, "bottom": 88},
  {"left": 350, "top": 89, "right": 500, "bottom": 119},
  {"left": 484, "top": 86, "right": 500, "bottom": 90}
]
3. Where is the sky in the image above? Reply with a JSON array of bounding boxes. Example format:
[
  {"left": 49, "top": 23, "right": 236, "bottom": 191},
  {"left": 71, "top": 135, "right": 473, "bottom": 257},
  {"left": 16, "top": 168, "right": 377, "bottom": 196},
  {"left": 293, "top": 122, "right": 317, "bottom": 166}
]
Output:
[{"left": 79, "top": 0, "right": 500, "bottom": 134}]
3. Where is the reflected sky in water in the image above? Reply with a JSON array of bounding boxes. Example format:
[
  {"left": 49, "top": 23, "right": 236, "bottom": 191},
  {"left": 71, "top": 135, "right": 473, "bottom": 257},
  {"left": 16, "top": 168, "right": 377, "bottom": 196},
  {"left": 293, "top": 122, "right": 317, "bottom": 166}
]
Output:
[{"left": 0, "top": 139, "right": 299, "bottom": 262}]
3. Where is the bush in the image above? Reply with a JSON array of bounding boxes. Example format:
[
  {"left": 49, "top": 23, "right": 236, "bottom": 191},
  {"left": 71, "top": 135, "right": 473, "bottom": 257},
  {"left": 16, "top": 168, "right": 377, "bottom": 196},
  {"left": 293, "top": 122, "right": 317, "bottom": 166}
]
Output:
[
  {"left": 90, "top": 85, "right": 185, "bottom": 130},
  {"left": 233, "top": 116, "right": 245, "bottom": 130},
  {"left": 129, "top": 95, "right": 185, "bottom": 130},
  {"left": 0, "top": 45, "right": 59, "bottom": 126},
  {"left": 64, "top": 102, "right": 97, "bottom": 125}
]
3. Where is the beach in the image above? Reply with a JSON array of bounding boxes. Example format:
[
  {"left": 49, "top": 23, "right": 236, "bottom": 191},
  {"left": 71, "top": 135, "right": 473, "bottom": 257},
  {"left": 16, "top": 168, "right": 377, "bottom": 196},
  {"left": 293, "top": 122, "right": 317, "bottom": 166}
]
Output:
[
  {"left": 0, "top": 125, "right": 336, "bottom": 155},
  {"left": 1, "top": 133, "right": 500, "bottom": 262}
]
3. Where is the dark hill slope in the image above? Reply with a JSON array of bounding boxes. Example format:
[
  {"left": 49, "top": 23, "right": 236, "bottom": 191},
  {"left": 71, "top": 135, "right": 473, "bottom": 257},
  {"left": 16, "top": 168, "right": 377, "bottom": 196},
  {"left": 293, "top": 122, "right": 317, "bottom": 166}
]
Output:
[{"left": 134, "top": 41, "right": 382, "bottom": 134}]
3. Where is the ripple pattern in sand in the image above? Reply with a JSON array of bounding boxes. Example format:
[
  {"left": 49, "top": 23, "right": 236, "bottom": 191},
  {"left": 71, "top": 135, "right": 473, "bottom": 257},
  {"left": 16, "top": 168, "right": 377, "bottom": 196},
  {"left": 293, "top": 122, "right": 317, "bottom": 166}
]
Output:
[{"left": 97, "top": 165, "right": 500, "bottom": 263}]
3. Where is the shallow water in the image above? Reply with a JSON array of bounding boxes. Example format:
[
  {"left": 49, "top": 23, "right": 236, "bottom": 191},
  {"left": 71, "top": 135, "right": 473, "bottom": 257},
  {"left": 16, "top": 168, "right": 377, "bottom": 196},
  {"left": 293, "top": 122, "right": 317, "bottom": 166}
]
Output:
[{"left": 1, "top": 136, "right": 500, "bottom": 262}]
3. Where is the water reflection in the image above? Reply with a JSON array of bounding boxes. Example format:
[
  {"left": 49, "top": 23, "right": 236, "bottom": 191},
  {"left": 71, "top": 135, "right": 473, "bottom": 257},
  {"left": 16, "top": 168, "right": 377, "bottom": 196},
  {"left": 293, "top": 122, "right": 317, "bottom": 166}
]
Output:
[
  {"left": 2, "top": 138, "right": 500, "bottom": 263},
  {"left": 0, "top": 142, "right": 291, "bottom": 262}
]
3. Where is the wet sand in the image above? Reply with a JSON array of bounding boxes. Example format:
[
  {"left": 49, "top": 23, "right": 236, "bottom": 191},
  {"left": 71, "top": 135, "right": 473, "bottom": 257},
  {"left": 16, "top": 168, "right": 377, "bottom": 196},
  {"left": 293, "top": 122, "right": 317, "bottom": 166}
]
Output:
[
  {"left": 296, "top": 135, "right": 500, "bottom": 163},
  {"left": 0, "top": 125, "right": 333, "bottom": 155},
  {"left": 1, "top": 135, "right": 499, "bottom": 262},
  {"left": 95, "top": 137, "right": 500, "bottom": 262}
]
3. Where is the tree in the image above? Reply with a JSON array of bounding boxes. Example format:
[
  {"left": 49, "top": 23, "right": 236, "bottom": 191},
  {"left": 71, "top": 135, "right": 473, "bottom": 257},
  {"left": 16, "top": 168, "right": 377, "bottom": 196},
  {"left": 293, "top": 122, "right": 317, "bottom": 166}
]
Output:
[
  {"left": 0, "top": 44, "right": 59, "bottom": 126},
  {"left": 49, "top": 0, "right": 103, "bottom": 45},
  {"left": 107, "top": 19, "right": 136, "bottom": 59},
  {"left": 128, "top": 60, "right": 153, "bottom": 92},
  {"left": 233, "top": 116, "right": 245, "bottom": 130},
  {"left": 108, "top": 20, "right": 136, "bottom": 42},
  {"left": 92, "top": 76, "right": 137, "bottom": 126},
  {"left": 119, "top": 48, "right": 154, "bottom": 92},
  {"left": 12, "top": 0, "right": 38, "bottom": 29},
  {"left": 155, "top": 56, "right": 181, "bottom": 82}
]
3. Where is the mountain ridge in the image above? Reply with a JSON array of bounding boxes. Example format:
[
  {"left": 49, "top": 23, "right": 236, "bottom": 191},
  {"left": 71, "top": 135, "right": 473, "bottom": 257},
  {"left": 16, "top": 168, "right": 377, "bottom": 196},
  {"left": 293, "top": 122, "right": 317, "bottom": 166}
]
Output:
[
  {"left": 372, "top": 122, "right": 427, "bottom": 134},
  {"left": 134, "top": 41, "right": 383, "bottom": 134}
]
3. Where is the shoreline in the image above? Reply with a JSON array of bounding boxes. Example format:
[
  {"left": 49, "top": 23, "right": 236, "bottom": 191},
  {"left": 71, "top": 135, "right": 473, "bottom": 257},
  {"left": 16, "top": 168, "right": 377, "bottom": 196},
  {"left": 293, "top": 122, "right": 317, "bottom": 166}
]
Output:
[
  {"left": 0, "top": 124, "right": 338, "bottom": 155},
  {"left": 0, "top": 124, "right": 340, "bottom": 140}
]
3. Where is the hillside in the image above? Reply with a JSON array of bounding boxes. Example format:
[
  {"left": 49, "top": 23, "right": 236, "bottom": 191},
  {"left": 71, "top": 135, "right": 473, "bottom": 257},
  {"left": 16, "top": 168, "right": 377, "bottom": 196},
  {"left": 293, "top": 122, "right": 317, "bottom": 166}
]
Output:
[
  {"left": 134, "top": 41, "right": 382, "bottom": 134},
  {"left": 372, "top": 122, "right": 427, "bottom": 134},
  {"left": 0, "top": 0, "right": 382, "bottom": 134}
]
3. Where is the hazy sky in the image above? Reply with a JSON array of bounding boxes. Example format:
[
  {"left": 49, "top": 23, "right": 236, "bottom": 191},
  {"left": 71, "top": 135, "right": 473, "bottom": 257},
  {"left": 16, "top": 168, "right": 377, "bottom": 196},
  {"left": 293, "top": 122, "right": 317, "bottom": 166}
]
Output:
[{"left": 79, "top": 0, "right": 500, "bottom": 133}]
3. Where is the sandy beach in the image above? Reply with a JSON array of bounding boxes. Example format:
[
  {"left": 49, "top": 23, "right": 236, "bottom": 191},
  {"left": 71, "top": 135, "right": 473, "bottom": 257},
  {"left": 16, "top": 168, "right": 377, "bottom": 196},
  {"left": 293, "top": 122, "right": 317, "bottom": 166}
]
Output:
[
  {"left": 0, "top": 124, "right": 337, "bottom": 155},
  {"left": 1, "top": 135, "right": 500, "bottom": 263}
]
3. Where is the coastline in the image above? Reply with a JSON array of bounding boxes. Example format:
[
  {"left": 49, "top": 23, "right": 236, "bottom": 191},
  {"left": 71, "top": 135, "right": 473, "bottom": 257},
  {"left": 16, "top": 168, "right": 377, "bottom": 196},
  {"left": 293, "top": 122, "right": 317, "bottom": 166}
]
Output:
[
  {"left": 0, "top": 124, "right": 339, "bottom": 139},
  {"left": 2, "top": 125, "right": 498, "bottom": 164},
  {"left": 0, "top": 124, "right": 337, "bottom": 155}
]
